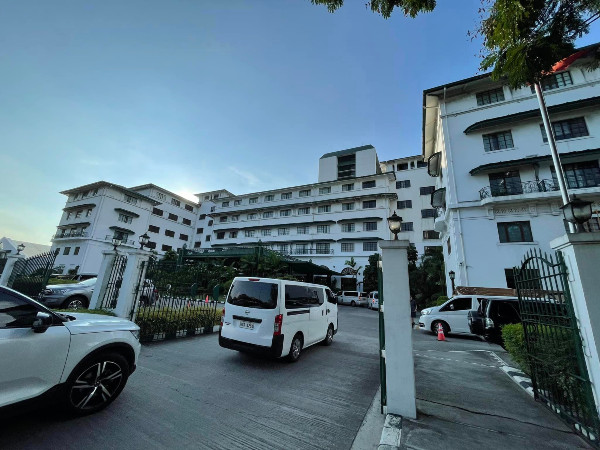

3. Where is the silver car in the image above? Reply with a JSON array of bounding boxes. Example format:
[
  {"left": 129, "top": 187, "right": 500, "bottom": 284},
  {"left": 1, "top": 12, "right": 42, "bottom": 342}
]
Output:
[{"left": 38, "top": 278, "right": 96, "bottom": 309}]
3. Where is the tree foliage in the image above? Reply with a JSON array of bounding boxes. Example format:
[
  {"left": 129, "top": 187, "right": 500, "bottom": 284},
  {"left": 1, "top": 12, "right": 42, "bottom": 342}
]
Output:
[
  {"left": 362, "top": 253, "right": 380, "bottom": 292},
  {"left": 408, "top": 246, "right": 446, "bottom": 309},
  {"left": 310, "top": 0, "right": 436, "bottom": 18}
]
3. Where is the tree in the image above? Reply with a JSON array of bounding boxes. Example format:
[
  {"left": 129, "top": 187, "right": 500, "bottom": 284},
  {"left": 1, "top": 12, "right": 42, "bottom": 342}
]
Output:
[
  {"left": 344, "top": 256, "right": 363, "bottom": 288},
  {"left": 362, "top": 253, "right": 380, "bottom": 292},
  {"left": 161, "top": 250, "right": 178, "bottom": 261}
]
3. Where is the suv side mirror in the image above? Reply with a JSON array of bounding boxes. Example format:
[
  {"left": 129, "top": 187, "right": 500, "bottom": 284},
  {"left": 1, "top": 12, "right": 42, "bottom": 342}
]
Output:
[{"left": 32, "top": 312, "right": 53, "bottom": 333}]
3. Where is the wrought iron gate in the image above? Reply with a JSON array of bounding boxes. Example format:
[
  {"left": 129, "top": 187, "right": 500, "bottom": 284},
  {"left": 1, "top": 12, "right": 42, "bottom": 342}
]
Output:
[
  {"left": 515, "top": 248, "right": 599, "bottom": 444},
  {"left": 377, "top": 255, "right": 387, "bottom": 412},
  {"left": 8, "top": 249, "right": 59, "bottom": 298},
  {"left": 99, "top": 254, "right": 128, "bottom": 309}
]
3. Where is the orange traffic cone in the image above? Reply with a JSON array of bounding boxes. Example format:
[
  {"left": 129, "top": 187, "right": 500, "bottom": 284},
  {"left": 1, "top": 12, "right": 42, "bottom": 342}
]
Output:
[
  {"left": 205, "top": 295, "right": 209, "bottom": 303},
  {"left": 437, "top": 323, "right": 446, "bottom": 341}
]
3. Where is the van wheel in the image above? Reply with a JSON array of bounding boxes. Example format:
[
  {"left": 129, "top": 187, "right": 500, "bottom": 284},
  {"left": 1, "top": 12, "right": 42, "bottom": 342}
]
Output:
[
  {"left": 432, "top": 321, "right": 449, "bottom": 336},
  {"left": 322, "top": 325, "right": 334, "bottom": 346},
  {"left": 287, "top": 334, "right": 303, "bottom": 362},
  {"left": 351, "top": 301, "right": 356, "bottom": 307}
]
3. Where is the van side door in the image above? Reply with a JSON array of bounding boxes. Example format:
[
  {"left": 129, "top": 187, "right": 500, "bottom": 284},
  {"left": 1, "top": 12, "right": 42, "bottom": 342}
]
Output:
[
  {"left": 284, "top": 284, "right": 312, "bottom": 346},
  {"left": 307, "top": 286, "right": 327, "bottom": 344},
  {"left": 438, "top": 297, "right": 473, "bottom": 333}
]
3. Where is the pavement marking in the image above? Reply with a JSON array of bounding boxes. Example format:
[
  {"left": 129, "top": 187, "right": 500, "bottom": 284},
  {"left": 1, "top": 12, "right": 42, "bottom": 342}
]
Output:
[{"left": 413, "top": 352, "right": 498, "bottom": 368}]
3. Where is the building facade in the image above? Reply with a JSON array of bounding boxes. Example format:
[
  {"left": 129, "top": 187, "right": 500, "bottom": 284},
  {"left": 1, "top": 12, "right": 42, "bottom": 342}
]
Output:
[{"left": 423, "top": 49, "right": 600, "bottom": 295}]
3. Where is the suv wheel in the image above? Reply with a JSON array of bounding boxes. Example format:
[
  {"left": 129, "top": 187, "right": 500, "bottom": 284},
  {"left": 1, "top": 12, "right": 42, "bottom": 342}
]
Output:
[
  {"left": 351, "top": 300, "right": 356, "bottom": 307},
  {"left": 62, "top": 296, "right": 88, "bottom": 310},
  {"left": 322, "top": 325, "right": 334, "bottom": 346},
  {"left": 65, "top": 352, "right": 130, "bottom": 415},
  {"left": 287, "top": 334, "right": 303, "bottom": 362}
]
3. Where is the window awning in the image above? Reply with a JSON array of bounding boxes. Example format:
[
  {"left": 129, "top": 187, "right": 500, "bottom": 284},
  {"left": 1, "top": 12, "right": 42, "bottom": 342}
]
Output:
[
  {"left": 337, "top": 237, "right": 383, "bottom": 242},
  {"left": 63, "top": 204, "right": 96, "bottom": 212},
  {"left": 109, "top": 226, "right": 135, "bottom": 235},
  {"left": 469, "top": 148, "right": 600, "bottom": 175},
  {"left": 57, "top": 222, "right": 91, "bottom": 229},
  {"left": 114, "top": 207, "right": 140, "bottom": 218},
  {"left": 337, "top": 217, "right": 383, "bottom": 223}
]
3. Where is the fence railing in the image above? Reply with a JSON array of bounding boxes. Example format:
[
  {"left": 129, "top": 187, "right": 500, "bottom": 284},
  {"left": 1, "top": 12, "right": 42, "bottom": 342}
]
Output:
[
  {"left": 479, "top": 179, "right": 559, "bottom": 200},
  {"left": 52, "top": 231, "right": 88, "bottom": 239}
]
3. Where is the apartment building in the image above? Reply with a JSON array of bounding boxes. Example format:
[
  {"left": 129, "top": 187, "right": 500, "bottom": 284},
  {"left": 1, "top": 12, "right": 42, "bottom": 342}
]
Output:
[
  {"left": 379, "top": 155, "right": 442, "bottom": 256},
  {"left": 194, "top": 145, "right": 397, "bottom": 289},
  {"left": 51, "top": 182, "right": 199, "bottom": 274},
  {"left": 422, "top": 44, "right": 600, "bottom": 294}
]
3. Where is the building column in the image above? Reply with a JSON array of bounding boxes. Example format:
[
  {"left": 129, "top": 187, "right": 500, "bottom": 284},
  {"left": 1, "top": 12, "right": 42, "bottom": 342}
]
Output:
[
  {"left": 551, "top": 233, "right": 600, "bottom": 414},
  {"left": 0, "top": 254, "right": 26, "bottom": 287},
  {"left": 379, "top": 239, "right": 417, "bottom": 419},
  {"left": 113, "top": 250, "right": 150, "bottom": 319},
  {"left": 88, "top": 251, "right": 117, "bottom": 309}
]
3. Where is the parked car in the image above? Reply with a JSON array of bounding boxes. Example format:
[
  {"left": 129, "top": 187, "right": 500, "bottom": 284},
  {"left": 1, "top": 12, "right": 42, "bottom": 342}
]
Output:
[
  {"left": 419, "top": 295, "right": 517, "bottom": 336},
  {"left": 0, "top": 285, "right": 140, "bottom": 415},
  {"left": 368, "top": 291, "right": 379, "bottom": 310},
  {"left": 38, "top": 278, "right": 97, "bottom": 309},
  {"left": 468, "top": 297, "right": 522, "bottom": 344},
  {"left": 338, "top": 291, "right": 368, "bottom": 307},
  {"left": 53, "top": 273, "right": 97, "bottom": 282},
  {"left": 139, "top": 280, "right": 159, "bottom": 306},
  {"left": 219, "top": 277, "right": 338, "bottom": 362}
]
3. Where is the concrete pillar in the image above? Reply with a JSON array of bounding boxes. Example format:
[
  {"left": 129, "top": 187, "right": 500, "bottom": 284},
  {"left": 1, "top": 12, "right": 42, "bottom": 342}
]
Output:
[
  {"left": 379, "top": 240, "right": 417, "bottom": 419},
  {"left": 551, "top": 233, "right": 600, "bottom": 414},
  {"left": 113, "top": 250, "right": 150, "bottom": 319},
  {"left": 88, "top": 251, "right": 117, "bottom": 309},
  {"left": 0, "top": 254, "right": 26, "bottom": 287}
]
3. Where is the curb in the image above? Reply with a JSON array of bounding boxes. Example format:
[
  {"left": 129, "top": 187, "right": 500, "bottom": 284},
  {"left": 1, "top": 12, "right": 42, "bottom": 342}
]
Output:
[
  {"left": 378, "top": 414, "right": 402, "bottom": 449},
  {"left": 500, "top": 365, "right": 534, "bottom": 397}
]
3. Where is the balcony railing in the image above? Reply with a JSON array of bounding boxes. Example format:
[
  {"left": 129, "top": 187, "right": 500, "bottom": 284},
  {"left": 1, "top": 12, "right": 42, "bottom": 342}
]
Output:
[
  {"left": 479, "top": 179, "right": 559, "bottom": 200},
  {"left": 104, "top": 235, "right": 136, "bottom": 246},
  {"left": 273, "top": 248, "right": 334, "bottom": 256},
  {"left": 52, "top": 231, "right": 88, "bottom": 240}
]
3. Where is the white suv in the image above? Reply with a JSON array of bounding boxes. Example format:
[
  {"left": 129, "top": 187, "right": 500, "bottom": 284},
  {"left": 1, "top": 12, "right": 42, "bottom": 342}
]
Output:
[{"left": 0, "top": 285, "right": 141, "bottom": 415}]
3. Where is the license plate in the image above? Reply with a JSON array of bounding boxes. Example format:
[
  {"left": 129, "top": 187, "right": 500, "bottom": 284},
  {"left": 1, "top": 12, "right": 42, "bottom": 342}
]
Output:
[{"left": 239, "top": 321, "right": 254, "bottom": 330}]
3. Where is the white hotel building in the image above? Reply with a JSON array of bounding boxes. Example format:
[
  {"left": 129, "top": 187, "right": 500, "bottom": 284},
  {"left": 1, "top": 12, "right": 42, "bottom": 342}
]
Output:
[{"left": 423, "top": 46, "right": 600, "bottom": 295}]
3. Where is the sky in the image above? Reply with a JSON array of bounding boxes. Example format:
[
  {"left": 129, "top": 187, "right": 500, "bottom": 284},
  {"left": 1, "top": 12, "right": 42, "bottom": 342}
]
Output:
[{"left": 1, "top": 1, "right": 599, "bottom": 245}]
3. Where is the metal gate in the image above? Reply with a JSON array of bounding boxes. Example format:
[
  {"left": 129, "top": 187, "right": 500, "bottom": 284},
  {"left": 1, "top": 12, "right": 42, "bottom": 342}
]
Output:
[
  {"left": 0, "top": 255, "right": 8, "bottom": 276},
  {"left": 7, "top": 249, "right": 59, "bottom": 298},
  {"left": 377, "top": 255, "right": 387, "bottom": 412},
  {"left": 99, "top": 253, "right": 128, "bottom": 309},
  {"left": 515, "top": 248, "right": 599, "bottom": 444},
  {"left": 133, "top": 257, "right": 220, "bottom": 342}
]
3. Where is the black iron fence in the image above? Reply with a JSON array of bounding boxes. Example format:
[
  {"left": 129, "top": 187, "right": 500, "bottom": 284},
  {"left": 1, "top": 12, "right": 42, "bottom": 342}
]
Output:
[
  {"left": 515, "top": 248, "right": 599, "bottom": 445},
  {"left": 7, "top": 249, "right": 59, "bottom": 298},
  {"left": 479, "top": 179, "right": 558, "bottom": 200},
  {"left": 99, "top": 253, "right": 128, "bottom": 309}
]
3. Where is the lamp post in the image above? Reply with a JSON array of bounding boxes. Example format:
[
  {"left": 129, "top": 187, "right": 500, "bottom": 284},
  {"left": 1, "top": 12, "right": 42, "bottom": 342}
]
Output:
[
  {"left": 449, "top": 270, "right": 456, "bottom": 294},
  {"left": 387, "top": 211, "right": 403, "bottom": 240},
  {"left": 561, "top": 195, "right": 593, "bottom": 233},
  {"left": 111, "top": 237, "right": 121, "bottom": 252},
  {"left": 16, "top": 243, "right": 25, "bottom": 255},
  {"left": 139, "top": 232, "right": 150, "bottom": 250}
]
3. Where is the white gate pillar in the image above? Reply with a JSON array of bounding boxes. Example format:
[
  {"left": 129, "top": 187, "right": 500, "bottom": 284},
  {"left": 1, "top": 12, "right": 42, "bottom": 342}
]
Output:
[
  {"left": 113, "top": 250, "right": 150, "bottom": 319},
  {"left": 379, "top": 240, "right": 417, "bottom": 419},
  {"left": 0, "top": 254, "right": 26, "bottom": 287},
  {"left": 89, "top": 251, "right": 117, "bottom": 310},
  {"left": 551, "top": 233, "right": 600, "bottom": 414}
]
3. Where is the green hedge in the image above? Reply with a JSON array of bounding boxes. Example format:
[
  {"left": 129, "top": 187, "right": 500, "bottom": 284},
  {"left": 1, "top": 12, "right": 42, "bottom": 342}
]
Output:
[
  {"left": 54, "top": 308, "right": 117, "bottom": 316},
  {"left": 135, "top": 307, "right": 222, "bottom": 340},
  {"left": 502, "top": 324, "right": 530, "bottom": 375}
]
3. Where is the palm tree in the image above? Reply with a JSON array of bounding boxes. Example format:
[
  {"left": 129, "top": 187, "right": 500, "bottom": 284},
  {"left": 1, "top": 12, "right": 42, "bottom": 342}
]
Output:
[{"left": 344, "top": 257, "right": 363, "bottom": 289}]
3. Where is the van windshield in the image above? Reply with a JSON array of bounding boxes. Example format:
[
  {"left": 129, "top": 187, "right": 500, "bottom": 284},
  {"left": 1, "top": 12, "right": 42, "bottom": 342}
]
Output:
[{"left": 227, "top": 281, "right": 278, "bottom": 309}]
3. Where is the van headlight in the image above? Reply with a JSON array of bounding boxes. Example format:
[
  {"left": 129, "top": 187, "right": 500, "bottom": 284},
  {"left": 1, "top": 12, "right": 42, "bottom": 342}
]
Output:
[{"left": 130, "top": 330, "right": 140, "bottom": 340}]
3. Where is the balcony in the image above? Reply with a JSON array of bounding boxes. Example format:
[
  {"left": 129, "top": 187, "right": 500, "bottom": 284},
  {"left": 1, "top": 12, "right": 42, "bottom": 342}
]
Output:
[
  {"left": 288, "top": 248, "right": 334, "bottom": 256},
  {"left": 52, "top": 231, "right": 88, "bottom": 240},
  {"left": 104, "top": 235, "right": 136, "bottom": 247},
  {"left": 479, "top": 179, "right": 558, "bottom": 200}
]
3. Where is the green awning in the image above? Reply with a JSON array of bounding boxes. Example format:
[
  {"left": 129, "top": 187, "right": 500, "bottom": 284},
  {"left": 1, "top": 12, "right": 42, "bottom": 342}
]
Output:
[{"left": 286, "top": 260, "right": 340, "bottom": 275}]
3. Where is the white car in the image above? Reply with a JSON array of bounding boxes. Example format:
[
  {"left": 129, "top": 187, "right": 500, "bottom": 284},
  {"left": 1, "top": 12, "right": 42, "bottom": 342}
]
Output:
[
  {"left": 219, "top": 277, "right": 338, "bottom": 362},
  {"left": 0, "top": 285, "right": 141, "bottom": 415},
  {"left": 419, "top": 295, "right": 517, "bottom": 335},
  {"left": 367, "top": 292, "right": 379, "bottom": 310},
  {"left": 338, "top": 291, "right": 368, "bottom": 307}
]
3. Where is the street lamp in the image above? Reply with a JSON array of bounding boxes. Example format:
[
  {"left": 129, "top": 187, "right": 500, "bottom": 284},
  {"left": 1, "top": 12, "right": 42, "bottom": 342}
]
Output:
[
  {"left": 561, "top": 196, "right": 593, "bottom": 233},
  {"left": 449, "top": 270, "right": 456, "bottom": 294},
  {"left": 111, "top": 237, "right": 121, "bottom": 252},
  {"left": 387, "top": 211, "right": 403, "bottom": 240},
  {"left": 139, "top": 232, "right": 150, "bottom": 250},
  {"left": 16, "top": 243, "right": 25, "bottom": 255}
]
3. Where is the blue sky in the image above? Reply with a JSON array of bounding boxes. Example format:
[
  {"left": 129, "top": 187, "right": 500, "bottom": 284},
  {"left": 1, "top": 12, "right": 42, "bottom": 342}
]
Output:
[{"left": 1, "top": 1, "right": 599, "bottom": 244}]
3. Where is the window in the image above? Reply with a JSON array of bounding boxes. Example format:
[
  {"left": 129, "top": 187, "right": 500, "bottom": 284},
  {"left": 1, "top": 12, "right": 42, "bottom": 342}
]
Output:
[
  {"left": 213, "top": 194, "right": 219, "bottom": 199},
  {"left": 211, "top": 206, "right": 216, "bottom": 212},
  {"left": 497, "top": 221, "right": 533, "bottom": 243},
  {"left": 113, "top": 231, "right": 129, "bottom": 242},
  {"left": 342, "top": 202, "right": 354, "bottom": 211},
  {"left": 552, "top": 161, "right": 600, "bottom": 189},
  {"left": 0, "top": 291, "right": 40, "bottom": 329},
  {"left": 317, "top": 205, "right": 331, "bottom": 213},
  {"left": 244, "top": 230, "right": 255, "bottom": 238},
  {"left": 231, "top": 215, "right": 239, "bottom": 222},
  {"left": 420, "top": 186, "right": 435, "bottom": 196},
  {"left": 146, "top": 241, "right": 156, "bottom": 250},
  {"left": 74, "top": 247, "right": 80, "bottom": 255},
  {"left": 229, "top": 231, "right": 238, "bottom": 238},
  {"left": 299, "top": 189, "right": 311, "bottom": 197},
  {"left": 489, "top": 170, "right": 523, "bottom": 196},
  {"left": 281, "top": 192, "right": 292, "bottom": 200},
  {"left": 234, "top": 199, "right": 241, "bottom": 206},
  {"left": 204, "top": 196, "right": 209, "bottom": 200},
  {"left": 364, "top": 222, "right": 377, "bottom": 231},
  {"left": 86, "top": 209, "right": 92, "bottom": 217},
  {"left": 363, "top": 242, "right": 378, "bottom": 252},
  {"left": 222, "top": 201, "right": 229, "bottom": 207},
  {"left": 338, "top": 154, "right": 356, "bottom": 179},
  {"left": 421, "top": 209, "right": 437, "bottom": 218},
  {"left": 341, "top": 223, "right": 355, "bottom": 232},
  {"left": 262, "top": 229, "right": 272, "bottom": 236},
  {"left": 439, "top": 298, "right": 472, "bottom": 312},
  {"left": 397, "top": 200, "right": 412, "bottom": 209},
  {"left": 194, "top": 241, "right": 201, "bottom": 248},
  {"left": 319, "top": 187, "right": 331, "bottom": 195},
  {"left": 483, "top": 130, "right": 514, "bottom": 152},
  {"left": 183, "top": 218, "right": 191, "bottom": 226},
  {"left": 196, "top": 227, "right": 203, "bottom": 234},
  {"left": 539, "top": 71, "right": 573, "bottom": 91},
  {"left": 396, "top": 163, "right": 409, "bottom": 171},
  {"left": 171, "top": 198, "right": 181, "bottom": 207},
  {"left": 216, "top": 232, "right": 225, "bottom": 240},
  {"left": 118, "top": 213, "right": 132, "bottom": 224},
  {"left": 247, "top": 213, "right": 257, "bottom": 220},
  {"left": 341, "top": 243, "right": 354, "bottom": 252},
  {"left": 165, "top": 229, "right": 175, "bottom": 237},
  {"left": 540, "top": 117, "right": 589, "bottom": 142},
  {"left": 75, "top": 210, "right": 82, "bottom": 219},
  {"left": 125, "top": 195, "right": 137, "bottom": 205},
  {"left": 316, "top": 243, "right": 330, "bottom": 254},
  {"left": 285, "top": 285, "right": 323, "bottom": 309},
  {"left": 280, "top": 209, "right": 291, "bottom": 217},
  {"left": 205, "top": 235, "right": 211, "bottom": 242},
  {"left": 162, "top": 244, "right": 172, "bottom": 251},
  {"left": 199, "top": 214, "right": 206, "bottom": 220},
  {"left": 342, "top": 183, "right": 354, "bottom": 191},
  {"left": 297, "top": 226, "right": 309, "bottom": 234},
  {"left": 362, "top": 200, "right": 376, "bottom": 209},
  {"left": 416, "top": 160, "right": 428, "bottom": 168},
  {"left": 476, "top": 87, "right": 505, "bottom": 106},
  {"left": 179, "top": 233, "right": 188, "bottom": 241},
  {"left": 396, "top": 180, "right": 411, "bottom": 189},
  {"left": 278, "top": 228, "right": 289, "bottom": 236},
  {"left": 298, "top": 207, "right": 310, "bottom": 215},
  {"left": 66, "top": 212, "right": 72, "bottom": 220},
  {"left": 362, "top": 180, "right": 376, "bottom": 189},
  {"left": 220, "top": 216, "right": 228, "bottom": 223},
  {"left": 295, "top": 243, "right": 308, "bottom": 254},
  {"left": 264, "top": 194, "right": 275, "bottom": 202},
  {"left": 263, "top": 211, "right": 273, "bottom": 219},
  {"left": 63, "top": 247, "right": 71, "bottom": 255},
  {"left": 423, "top": 230, "right": 440, "bottom": 239},
  {"left": 277, "top": 244, "right": 289, "bottom": 253},
  {"left": 149, "top": 225, "right": 160, "bottom": 233},
  {"left": 401, "top": 222, "right": 414, "bottom": 232},
  {"left": 317, "top": 225, "right": 330, "bottom": 234},
  {"left": 168, "top": 213, "right": 178, "bottom": 221},
  {"left": 249, "top": 197, "right": 258, "bottom": 204},
  {"left": 208, "top": 220, "right": 213, "bottom": 226},
  {"left": 185, "top": 204, "right": 194, "bottom": 212}
]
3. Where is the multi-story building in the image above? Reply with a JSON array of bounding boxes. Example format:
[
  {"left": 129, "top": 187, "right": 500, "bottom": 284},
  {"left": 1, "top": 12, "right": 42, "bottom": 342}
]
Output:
[
  {"left": 422, "top": 46, "right": 600, "bottom": 295},
  {"left": 379, "top": 155, "right": 442, "bottom": 256}
]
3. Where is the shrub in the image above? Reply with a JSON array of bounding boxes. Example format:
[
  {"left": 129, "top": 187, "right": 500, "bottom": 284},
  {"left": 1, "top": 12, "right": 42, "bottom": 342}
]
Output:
[
  {"left": 135, "top": 307, "right": 223, "bottom": 341},
  {"left": 502, "top": 324, "right": 530, "bottom": 375}
]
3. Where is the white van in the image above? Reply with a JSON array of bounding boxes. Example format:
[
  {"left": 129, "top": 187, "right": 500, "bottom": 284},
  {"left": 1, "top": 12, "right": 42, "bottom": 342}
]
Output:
[
  {"left": 367, "top": 292, "right": 379, "bottom": 310},
  {"left": 338, "top": 291, "right": 368, "bottom": 307},
  {"left": 219, "top": 277, "right": 338, "bottom": 362}
]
